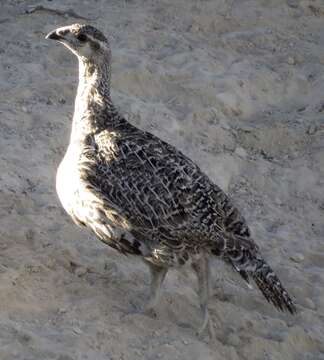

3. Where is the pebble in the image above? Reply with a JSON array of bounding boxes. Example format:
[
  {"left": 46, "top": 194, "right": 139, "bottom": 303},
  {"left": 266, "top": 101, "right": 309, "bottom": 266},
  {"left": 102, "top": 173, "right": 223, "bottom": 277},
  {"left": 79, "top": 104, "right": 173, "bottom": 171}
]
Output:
[
  {"left": 75, "top": 266, "right": 88, "bottom": 277},
  {"left": 235, "top": 147, "right": 247, "bottom": 159},
  {"left": 287, "top": 56, "right": 296, "bottom": 65},
  {"left": 290, "top": 253, "right": 305, "bottom": 263},
  {"left": 25, "top": 229, "right": 35, "bottom": 241},
  {"left": 307, "top": 125, "right": 317, "bottom": 135},
  {"left": 72, "top": 326, "right": 82, "bottom": 335},
  {"left": 25, "top": 263, "right": 42, "bottom": 273},
  {"left": 17, "top": 331, "right": 32, "bottom": 344},
  {"left": 227, "top": 333, "right": 240, "bottom": 347},
  {"left": 57, "top": 355, "right": 74, "bottom": 360},
  {"left": 287, "top": 0, "right": 299, "bottom": 9},
  {"left": 104, "top": 262, "right": 118, "bottom": 276},
  {"left": 0, "top": 242, "right": 8, "bottom": 250},
  {"left": 304, "top": 297, "right": 316, "bottom": 310},
  {"left": 192, "top": 25, "right": 201, "bottom": 32},
  {"left": 45, "top": 258, "right": 56, "bottom": 269}
]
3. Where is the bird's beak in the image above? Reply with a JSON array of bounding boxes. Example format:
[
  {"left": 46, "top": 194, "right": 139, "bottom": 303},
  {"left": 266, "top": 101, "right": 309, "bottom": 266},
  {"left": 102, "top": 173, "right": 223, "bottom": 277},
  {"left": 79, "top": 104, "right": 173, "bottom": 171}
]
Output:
[{"left": 45, "top": 29, "right": 63, "bottom": 41}]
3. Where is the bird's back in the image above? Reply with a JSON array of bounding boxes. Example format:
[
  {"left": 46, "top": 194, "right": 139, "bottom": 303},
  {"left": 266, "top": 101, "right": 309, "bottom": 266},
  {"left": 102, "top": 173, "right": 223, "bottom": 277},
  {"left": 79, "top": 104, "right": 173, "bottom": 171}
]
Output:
[{"left": 64, "top": 119, "right": 255, "bottom": 267}]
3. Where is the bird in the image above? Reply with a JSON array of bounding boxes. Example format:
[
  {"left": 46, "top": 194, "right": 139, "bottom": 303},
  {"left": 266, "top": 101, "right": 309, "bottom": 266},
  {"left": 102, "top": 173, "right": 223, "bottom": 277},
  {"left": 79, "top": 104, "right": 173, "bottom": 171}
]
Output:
[{"left": 45, "top": 24, "right": 296, "bottom": 336}]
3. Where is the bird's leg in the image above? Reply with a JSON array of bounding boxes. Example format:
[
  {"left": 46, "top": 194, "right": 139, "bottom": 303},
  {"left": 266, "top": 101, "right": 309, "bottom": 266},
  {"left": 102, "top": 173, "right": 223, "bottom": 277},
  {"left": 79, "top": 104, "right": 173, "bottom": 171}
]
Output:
[
  {"left": 192, "top": 255, "right": 215, "bottom": 339},
  {"left": 145, "top": 262, "right": 168, "bottom": 317}
]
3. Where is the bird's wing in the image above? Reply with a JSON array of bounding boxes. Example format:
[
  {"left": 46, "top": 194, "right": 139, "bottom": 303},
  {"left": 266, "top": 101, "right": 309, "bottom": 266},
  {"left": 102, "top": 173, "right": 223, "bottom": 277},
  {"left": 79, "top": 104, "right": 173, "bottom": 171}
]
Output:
[{"left": 78, "top": 124, "right": 255, "bottom": 256}]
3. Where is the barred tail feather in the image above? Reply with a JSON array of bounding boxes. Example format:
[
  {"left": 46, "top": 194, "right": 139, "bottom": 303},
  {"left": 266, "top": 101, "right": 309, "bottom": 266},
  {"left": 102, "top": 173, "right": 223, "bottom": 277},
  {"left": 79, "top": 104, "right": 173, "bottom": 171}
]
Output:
[
  {"left": 251, "top": 258, "right": 297, "bottom": 314},
  {"left": 221, "top": 235, "right": 297, "bottom": 314}
]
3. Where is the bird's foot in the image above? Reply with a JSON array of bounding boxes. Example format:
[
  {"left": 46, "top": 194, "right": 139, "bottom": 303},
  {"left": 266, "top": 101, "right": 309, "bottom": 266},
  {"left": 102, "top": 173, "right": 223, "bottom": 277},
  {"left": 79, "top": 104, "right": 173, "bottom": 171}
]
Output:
[
  {"left": 126, "top": 296, "right": 158, "bottom": 319},
  {"left": 196, "top": 306, "right": 215, "bottom": 340}
]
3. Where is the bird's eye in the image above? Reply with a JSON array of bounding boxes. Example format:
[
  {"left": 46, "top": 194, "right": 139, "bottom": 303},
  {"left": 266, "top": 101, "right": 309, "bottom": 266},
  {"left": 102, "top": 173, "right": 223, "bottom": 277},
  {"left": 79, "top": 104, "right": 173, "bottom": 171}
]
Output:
[{"left": 77, "top": 34, "right": 87, "bottom": 42}]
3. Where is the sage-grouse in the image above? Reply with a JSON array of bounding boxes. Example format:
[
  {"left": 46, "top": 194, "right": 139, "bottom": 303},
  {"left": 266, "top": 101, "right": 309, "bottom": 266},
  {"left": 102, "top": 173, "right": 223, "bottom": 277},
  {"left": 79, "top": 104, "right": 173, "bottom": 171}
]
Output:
[{"left": 46, "top": 24, "right": 296, "bottom": 336}]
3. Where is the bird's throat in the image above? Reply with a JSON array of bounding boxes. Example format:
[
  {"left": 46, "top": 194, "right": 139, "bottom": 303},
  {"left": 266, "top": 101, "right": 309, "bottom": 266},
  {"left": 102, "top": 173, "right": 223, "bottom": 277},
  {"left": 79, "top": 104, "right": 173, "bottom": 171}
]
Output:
[
  {"left": 78, "top": 60, "right": 111, "bottom": 103},
  {"left": 70, "top": 60, "right": 116, "bottom": 141}
]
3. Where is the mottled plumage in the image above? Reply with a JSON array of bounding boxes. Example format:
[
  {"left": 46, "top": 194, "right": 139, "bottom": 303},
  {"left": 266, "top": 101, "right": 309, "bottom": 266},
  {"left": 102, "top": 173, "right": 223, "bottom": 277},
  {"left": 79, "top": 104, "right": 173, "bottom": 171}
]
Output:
[{"left": 46, "top": 24, "right": 296, "bottom": 336}]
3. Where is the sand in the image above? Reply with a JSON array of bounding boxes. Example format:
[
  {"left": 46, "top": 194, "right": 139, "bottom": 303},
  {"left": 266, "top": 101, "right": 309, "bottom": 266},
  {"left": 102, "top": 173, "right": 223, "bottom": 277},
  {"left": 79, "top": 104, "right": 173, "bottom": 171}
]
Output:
[{"left": 0, "top": 0, "right": 324, "bottom": 359}]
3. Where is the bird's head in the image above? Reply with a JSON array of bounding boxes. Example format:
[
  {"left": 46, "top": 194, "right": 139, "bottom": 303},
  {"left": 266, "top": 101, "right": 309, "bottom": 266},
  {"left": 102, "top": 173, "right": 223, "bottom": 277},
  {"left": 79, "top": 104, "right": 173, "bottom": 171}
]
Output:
[{"left": 46, "top": 24, "right": 110, "bottom": 64}]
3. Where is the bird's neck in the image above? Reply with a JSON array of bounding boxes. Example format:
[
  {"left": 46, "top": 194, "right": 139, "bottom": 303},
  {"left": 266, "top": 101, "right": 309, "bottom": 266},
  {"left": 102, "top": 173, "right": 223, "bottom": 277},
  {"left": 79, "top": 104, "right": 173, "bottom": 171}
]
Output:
[{"left": 70, "top": 59, "right": 120, "bottom": 142}]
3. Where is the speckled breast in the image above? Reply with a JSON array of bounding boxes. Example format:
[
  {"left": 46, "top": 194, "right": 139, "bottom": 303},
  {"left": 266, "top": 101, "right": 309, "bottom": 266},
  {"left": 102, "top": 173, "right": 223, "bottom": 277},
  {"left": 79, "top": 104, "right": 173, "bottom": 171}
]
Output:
[
  {"left": 56, "top": 145, "right": 87, "bottom": 225},
  {"left": 56, "top": 144, "right": 135, "bottom": 245}
]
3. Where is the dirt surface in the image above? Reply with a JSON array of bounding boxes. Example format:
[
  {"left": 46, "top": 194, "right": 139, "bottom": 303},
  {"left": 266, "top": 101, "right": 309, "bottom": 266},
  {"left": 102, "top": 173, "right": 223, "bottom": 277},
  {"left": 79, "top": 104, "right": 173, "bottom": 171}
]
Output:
[{"left": 1, "top": 0, "right": 324, "bottom": 359}]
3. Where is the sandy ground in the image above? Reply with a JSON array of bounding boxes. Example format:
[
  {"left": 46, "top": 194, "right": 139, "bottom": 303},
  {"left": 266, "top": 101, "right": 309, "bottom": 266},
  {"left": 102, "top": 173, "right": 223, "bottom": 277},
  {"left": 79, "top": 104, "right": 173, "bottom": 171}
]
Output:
[{"left": 1, "top": 0, "right": 324, "bottom": 359}]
